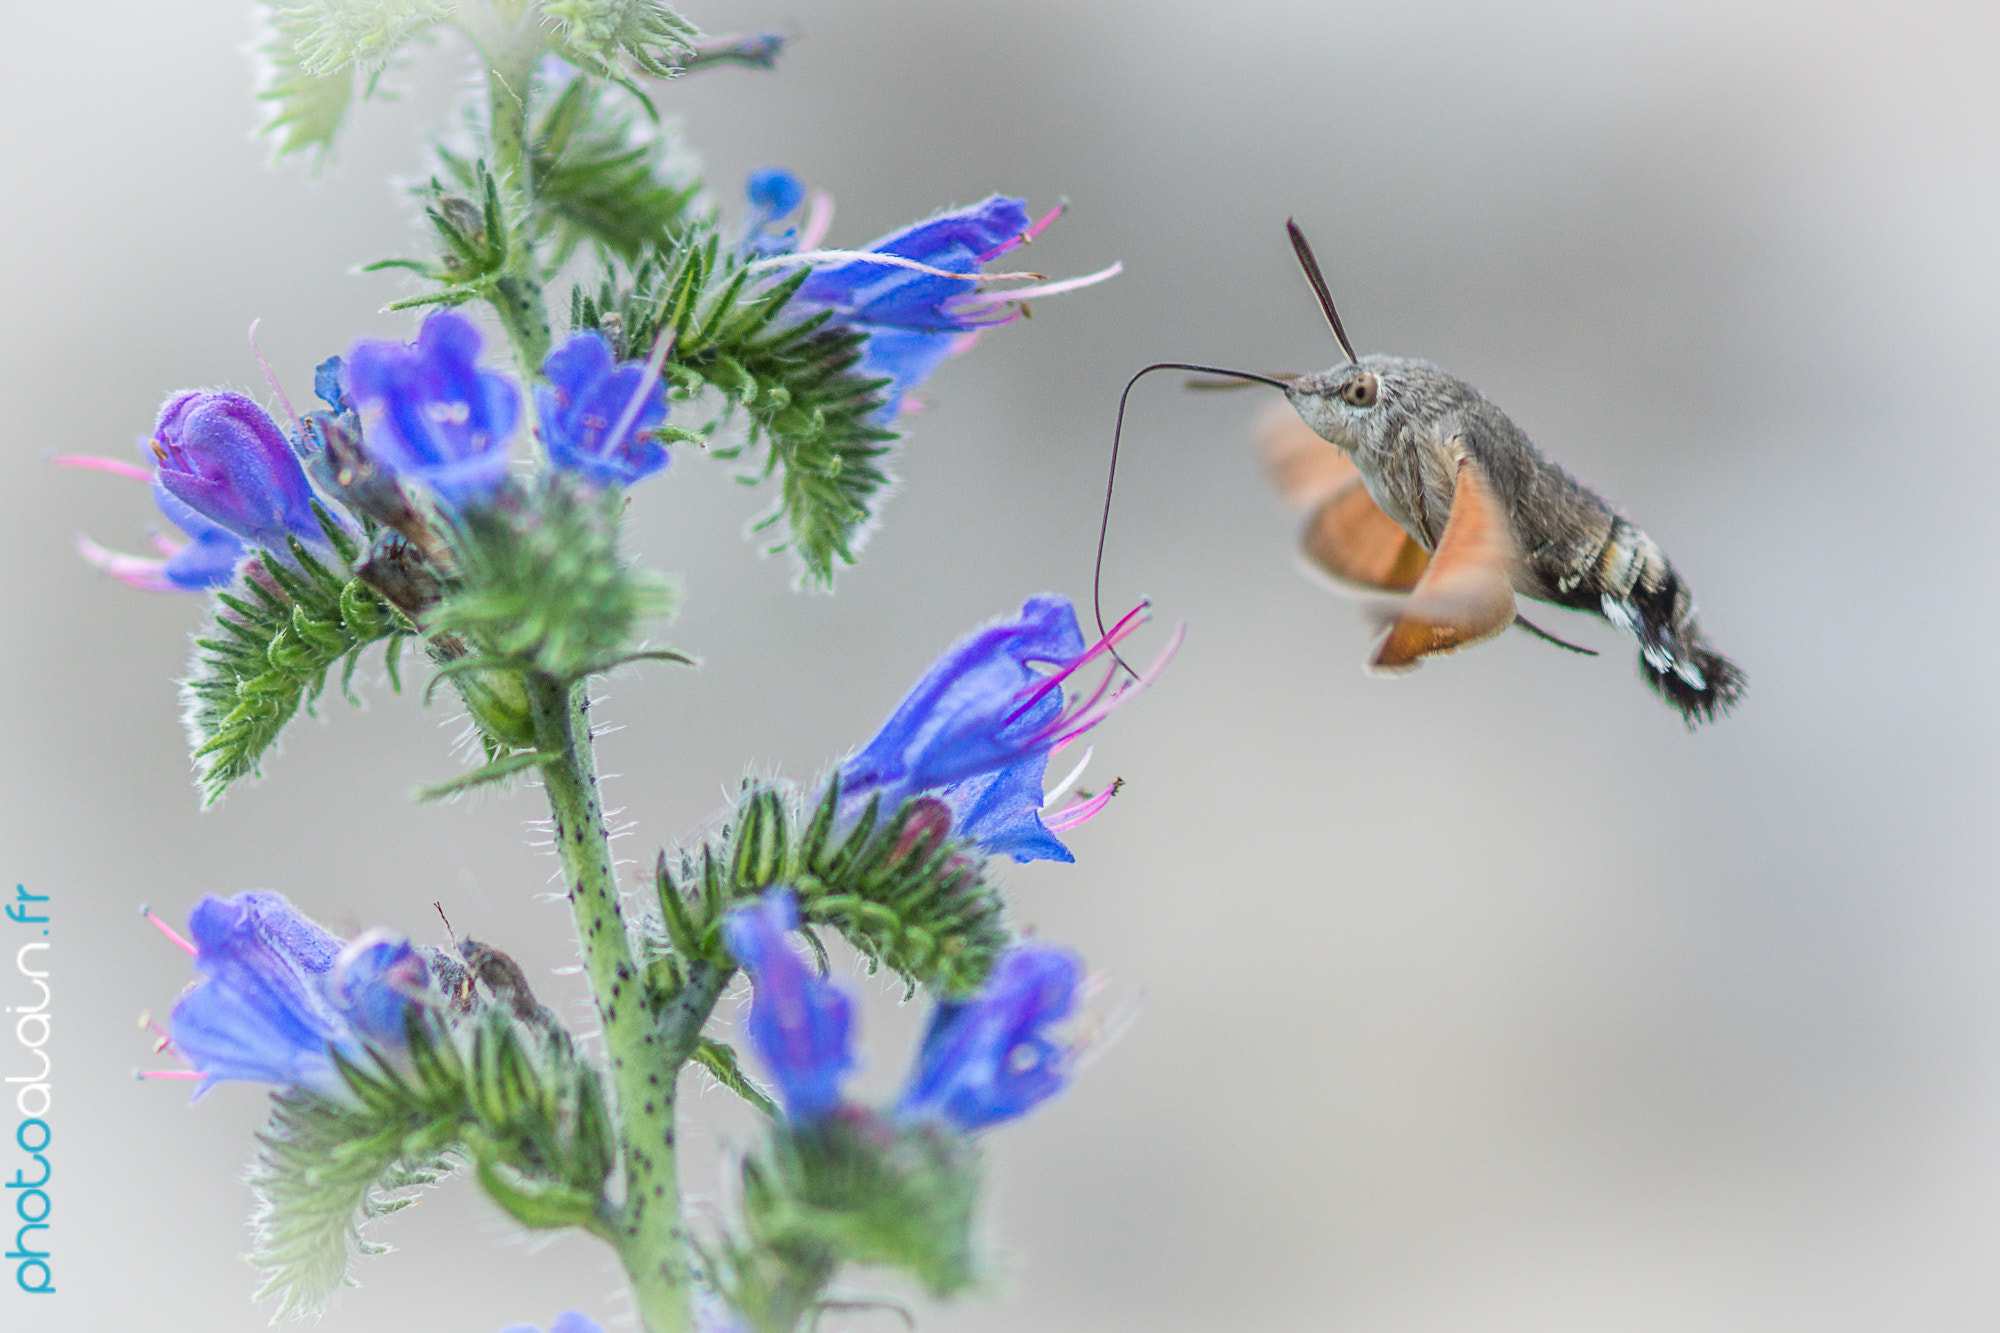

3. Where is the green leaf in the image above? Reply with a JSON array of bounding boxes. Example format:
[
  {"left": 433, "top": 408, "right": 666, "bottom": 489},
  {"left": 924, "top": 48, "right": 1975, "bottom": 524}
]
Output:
[
  {"left": 254, "top": 1, "right": 450, "bottom": 159},
  {"left": 691, "top": 1036, "right": 780, "bottom": 1119},
  {"left": 244, "top": 1088, "right": 460, "bottom": 1320},
  {"left": 255, "top": 6, "right": 356, "bottom": 160},
  {"left": 414, "top": 749, "right": 549, "bottom": 803},
  {"left": 282, "top": 0, "right": 451, "bottom": 74},
  {"left": 182, "top": 542, "right": 415, "bottom": 806},
  {"left": 574, "top": 229, "right": 900, "bottom": 588},
  {"left": 531, "top": 77, "right": 707, "bottom": 265}
]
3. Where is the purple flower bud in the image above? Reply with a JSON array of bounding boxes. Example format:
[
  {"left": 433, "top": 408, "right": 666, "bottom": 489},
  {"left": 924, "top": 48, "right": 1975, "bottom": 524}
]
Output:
[
  {"left": 897, "top": 942, "right": 1083, "bottom": 1132},
  {"left": 150, "top": 481, "right": 252, "bottom": 588},
  {"left": 149, "top": 390, "right": 326, "bottom": 550},
  {"left": 838, "top": 595, "right": 1177, "bottom": 864},
  {"left": 342, "top": 311, "right": 521, "bottom": 508},
  {"left": 164, "top": 892, "right": 427, "bottom": 1098},
  {"left": 535, "top": 331, "right": 671, "bottom": 489},
  {"left": 720, "top": 890, "right": 855, "bottom": 1121}
]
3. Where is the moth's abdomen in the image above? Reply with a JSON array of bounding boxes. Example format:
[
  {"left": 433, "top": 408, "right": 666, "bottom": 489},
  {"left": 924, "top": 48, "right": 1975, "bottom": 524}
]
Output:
[{"left": 1567, "top": 517, "right": 1745, "bottom": 727}]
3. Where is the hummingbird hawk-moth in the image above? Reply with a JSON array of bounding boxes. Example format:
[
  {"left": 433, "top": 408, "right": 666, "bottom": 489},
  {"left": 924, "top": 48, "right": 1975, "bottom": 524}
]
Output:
[{"left": 1094, "top": 222, "right": 1744, "bottom": 727}]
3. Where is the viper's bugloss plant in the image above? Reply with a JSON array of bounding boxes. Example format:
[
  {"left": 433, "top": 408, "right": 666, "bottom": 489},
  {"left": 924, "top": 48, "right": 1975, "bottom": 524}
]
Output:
[{"left": 79, "top": 4, "right": 1159, "bottom": 1330}]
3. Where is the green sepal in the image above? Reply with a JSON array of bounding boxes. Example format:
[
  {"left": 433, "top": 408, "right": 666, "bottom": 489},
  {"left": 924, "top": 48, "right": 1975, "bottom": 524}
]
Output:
[
  {"left": 466, "top": 1127, "right": 605, "bottom": 1231},
  {"left": 646, "top": 778, "right": 1008, "bottom": 996},
  {"left": 243, "top": 1052, "right": 464, "bottom": 1319},
  {"left": 714, "top": 1115, "right": 983, "bottom": 1329},
  {"left": 543, "top": 0, "right": 701, "bottom": 79},
  {"left": 432, "top": 479, "right": 677, "bottom": 680}
]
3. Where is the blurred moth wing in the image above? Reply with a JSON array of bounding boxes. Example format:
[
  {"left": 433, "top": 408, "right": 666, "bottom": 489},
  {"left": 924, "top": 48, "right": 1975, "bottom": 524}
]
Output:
[
  {"left": 1258, "top": 404, "right": 1524, "bottom": 669},
  {"left": 1256, "top": 402, "right": 1428, "bottom": 595},
  {"left": 1366, "top": 447, "right": 1519, "bottom": 672}
]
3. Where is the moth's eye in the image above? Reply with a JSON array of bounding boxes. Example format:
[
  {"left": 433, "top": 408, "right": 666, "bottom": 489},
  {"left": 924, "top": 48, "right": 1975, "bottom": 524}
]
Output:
[{"left": 1342, "top": 372, "right": 1379, "bottom": 408}]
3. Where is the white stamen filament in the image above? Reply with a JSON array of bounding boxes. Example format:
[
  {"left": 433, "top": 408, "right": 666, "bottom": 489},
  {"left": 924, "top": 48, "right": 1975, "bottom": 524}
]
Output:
[
  {"left": 1040, "top": 746, "right": 1094, "bottom": 810},
  {"left": 745, "top": 249, "right": 1044, "bottom": 284},
  {"left": 605, "top": 329, "right": 676, "bottom": 452}
]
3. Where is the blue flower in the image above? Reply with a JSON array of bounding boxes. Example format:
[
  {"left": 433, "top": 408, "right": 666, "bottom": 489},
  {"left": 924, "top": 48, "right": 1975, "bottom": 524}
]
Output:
[
  {"left": 720, "top": 890, "right": 855, "bottom": 1121},
  {"left": 498, "top": 1314, "right": 603, "bottom": 1333},
  {"left": 753, "top": 185, "right": 1118, "bottom": 420},
  {"left": 148, "top": 390, "right": 328, "bottom": 550},
  {"left": 535, "top": 330, "right": 670, "bottom": 488},
  {"left": 164, "top": 892, "right": 428, "bottom": 1098},
  {"left": 838, "top": 595, "right": 1177, "bottom": 864},
  {"left": 342, "top": 311, "right": 521, "bottom": 507},
  {"left": 743, "top": 167, "right": 807, "bottom": 257},
  {"left": 794, "top": 195, "right": 1036, "bottom": 332},
  {"left": 897, "top": 942, "right": 1083, "bottom": 1132}
]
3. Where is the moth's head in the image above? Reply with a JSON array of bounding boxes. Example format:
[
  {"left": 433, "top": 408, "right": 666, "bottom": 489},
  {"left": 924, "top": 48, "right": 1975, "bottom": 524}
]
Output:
[{"left": 1285, "top": 359, "right": 1390, "bottom": 452}]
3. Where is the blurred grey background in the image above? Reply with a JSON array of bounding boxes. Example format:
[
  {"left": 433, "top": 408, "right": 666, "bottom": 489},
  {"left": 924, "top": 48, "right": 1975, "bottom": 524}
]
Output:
[{"left": 4, "top": 1, "right": 1998, "bottom": 1329}]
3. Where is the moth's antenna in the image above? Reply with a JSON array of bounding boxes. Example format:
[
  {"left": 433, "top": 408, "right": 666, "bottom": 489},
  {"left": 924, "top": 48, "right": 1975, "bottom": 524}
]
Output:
[
  {"left": 1094, "top": 362, "right": 1292, "bottom": 676},
  {"left": 1285, "top": 219, "right": 1359, "bottom": 365}
]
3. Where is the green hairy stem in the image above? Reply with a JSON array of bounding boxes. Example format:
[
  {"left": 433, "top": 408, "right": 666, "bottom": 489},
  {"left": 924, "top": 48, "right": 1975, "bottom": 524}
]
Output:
[
  {"left": 525, "top": 670, "right": 696, "bottom": 1332},
  {"left": 478, "top": 9, "right": 553, "bottom": 372}
]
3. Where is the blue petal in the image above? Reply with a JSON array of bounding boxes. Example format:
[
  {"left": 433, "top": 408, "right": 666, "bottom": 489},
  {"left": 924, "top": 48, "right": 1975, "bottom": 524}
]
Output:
[
  {"left": 746, "top": 167, "right": 804, "bottom": 216},
  {"left": 942, "top": 757, "right": 1074, "bottom": 864},
  {"left": 170, "top": 893, "right": 350, "bottom": 1096},
  {"left": 153, "top": 392, "right": 325, "bottom": 549},
  {"left": 325, "top": 930, "right": 428, "bottom": 1049},
  {"left": 841, "top": 594, "right": 1087, "bottom": 809},
  {"left": 543, "top": 330, "right": 617, "bottom": 399},
  {"left": 538, "top": 332, "right": 671, "bottom": 489},
  {"left": 314, "top": 356, "right": 348, "bottom": 412},
  {"left": 854, "top": 327, "right": 961, "bottom": 421},
  {"left": 343, "top": 312, "right": 519, "bottom": 507},
  {"left": 897, "top": 942, "right": 1082, "bottom": 1132},
  {"left": 720, "top": 892, "right": 855, "bottom": 1121}
]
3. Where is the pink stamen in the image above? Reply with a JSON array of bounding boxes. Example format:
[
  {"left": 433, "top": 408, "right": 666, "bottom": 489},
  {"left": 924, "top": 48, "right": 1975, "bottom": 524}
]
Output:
[
  {"left": 1044, "top": 780, "right": 1120, "bottom": 833},
  {"left": 1004, "top": 601, "right": 1150, "bottom": 726},
  {"left": 148, "top": 532, "right": 187, "bottom": 558},
  {"left": 76, "top": 536, "right": 173, "bottom": 592},
  {"left": 143, "top": 905, "right": 197, "bottom": 956},
  {"left": 976, "top": 201, "right": 1067, "bottom": 262},
  {"left": 50, "top": 454, "right": 152, "bottom": 481},
  {"left": 139, "top": 1013, "right": 177, "bottom": 1055},
  {"left": 1047, "top": 623, "right": 1184, "bottom": 749},
  {"left": 248, "top": 318, "right": 302, "bottom": 438},
  {"left": 136, "top": 1069, "right": 203, "bottom": 1081},
  {"left": 946, "top": 329, "right": 986, "bottom": 360},
  {"left": 797, "top": 189, "right": 836, "bottom": 251}
]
